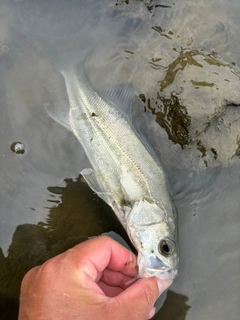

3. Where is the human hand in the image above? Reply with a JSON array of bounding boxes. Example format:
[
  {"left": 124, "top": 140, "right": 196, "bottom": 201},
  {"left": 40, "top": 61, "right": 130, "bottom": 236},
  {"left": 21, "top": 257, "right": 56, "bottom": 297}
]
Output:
[{"left": 18, "top": 235, "right": 171, "bottom": 320}]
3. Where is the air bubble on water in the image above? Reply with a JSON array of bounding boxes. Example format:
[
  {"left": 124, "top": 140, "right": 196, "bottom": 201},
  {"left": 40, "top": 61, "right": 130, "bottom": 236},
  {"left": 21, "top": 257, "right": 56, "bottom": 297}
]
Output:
[{"left": 10, "top": 142, "right": 26, "bottom": 154}]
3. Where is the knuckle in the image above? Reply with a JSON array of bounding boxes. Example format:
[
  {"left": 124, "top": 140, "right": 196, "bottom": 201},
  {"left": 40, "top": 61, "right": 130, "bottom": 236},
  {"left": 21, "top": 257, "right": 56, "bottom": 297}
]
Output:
[
  {"left": 97, "top": 235, "right": 112, "bottom": 245},
  {"left": 40, "top": 259, "right": 56, "bottom": 277},
  {"left": 21, "top": 266, "right": 39, "bottom": 286},
  {"left": 32, "top": 258, "right": 58, "bottom": 287}
]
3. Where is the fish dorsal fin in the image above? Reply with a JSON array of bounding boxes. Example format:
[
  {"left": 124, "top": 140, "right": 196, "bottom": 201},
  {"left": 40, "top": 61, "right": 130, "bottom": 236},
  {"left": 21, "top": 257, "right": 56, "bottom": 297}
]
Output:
[{"left": 101, "top": 83, "right": 135, "bottom": 118}]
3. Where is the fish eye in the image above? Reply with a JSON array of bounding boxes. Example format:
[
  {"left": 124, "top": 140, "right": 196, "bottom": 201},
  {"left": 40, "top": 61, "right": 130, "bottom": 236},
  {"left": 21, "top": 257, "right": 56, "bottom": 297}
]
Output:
[{"left": 159, "top": 238, "right": 175, "bottom": 256}]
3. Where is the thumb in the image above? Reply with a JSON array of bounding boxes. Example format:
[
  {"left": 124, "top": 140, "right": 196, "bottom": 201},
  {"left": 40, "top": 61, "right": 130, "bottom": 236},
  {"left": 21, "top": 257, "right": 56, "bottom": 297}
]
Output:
[{"left": 113, "top": 277, "right": 171, "bottom": 320}]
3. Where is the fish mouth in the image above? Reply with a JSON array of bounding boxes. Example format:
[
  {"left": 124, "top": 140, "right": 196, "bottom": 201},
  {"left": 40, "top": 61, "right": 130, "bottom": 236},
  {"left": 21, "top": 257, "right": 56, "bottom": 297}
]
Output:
[
  {"left": 145, "top": 267, "right": 178, "bottom": 280},
  {"left": 140, "top": 255, "right": 178, "bottom": 279}
]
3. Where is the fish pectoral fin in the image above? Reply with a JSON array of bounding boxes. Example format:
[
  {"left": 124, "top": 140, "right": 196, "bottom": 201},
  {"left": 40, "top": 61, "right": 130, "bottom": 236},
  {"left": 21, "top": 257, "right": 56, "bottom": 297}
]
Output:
[
  {"left": 45, "top": 102, "right": 71, "bottom": 131},
  {"left": 101, "top": 83, "right": 135, "bottom": 119},
  {"left": 81, "top": 168, "right": 103, "bottom": 193},
  {"left": 81, "top": 168, "right": 111, "bottom": 202}
]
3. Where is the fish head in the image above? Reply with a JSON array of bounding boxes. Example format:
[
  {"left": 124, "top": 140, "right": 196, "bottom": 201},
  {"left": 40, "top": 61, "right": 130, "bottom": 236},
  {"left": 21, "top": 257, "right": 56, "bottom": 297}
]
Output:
[{"left": 127, "top": 199, "right": 179, "bottom": 280}]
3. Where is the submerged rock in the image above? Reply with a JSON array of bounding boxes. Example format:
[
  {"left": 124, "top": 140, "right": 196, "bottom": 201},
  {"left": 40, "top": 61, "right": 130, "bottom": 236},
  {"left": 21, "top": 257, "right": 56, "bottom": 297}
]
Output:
[
  {"left": 105, "top": 1, "right": 240, "bottom": 169},
  {"left": 137, "top": 50, "right": 240, "bottom": 169}
]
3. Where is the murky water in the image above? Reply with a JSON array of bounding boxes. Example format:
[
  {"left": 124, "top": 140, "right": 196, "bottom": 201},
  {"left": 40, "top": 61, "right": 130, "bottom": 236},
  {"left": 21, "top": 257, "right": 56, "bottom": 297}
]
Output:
[{"left": 0, "top": 0, "right": 240, "bottom": 319}]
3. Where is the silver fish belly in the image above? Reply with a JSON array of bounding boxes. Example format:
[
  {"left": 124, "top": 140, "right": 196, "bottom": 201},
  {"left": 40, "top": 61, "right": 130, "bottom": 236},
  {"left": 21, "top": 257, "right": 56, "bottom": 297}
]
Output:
[{"left": 48, "top": 66, "right": 179, "bottom": 280}]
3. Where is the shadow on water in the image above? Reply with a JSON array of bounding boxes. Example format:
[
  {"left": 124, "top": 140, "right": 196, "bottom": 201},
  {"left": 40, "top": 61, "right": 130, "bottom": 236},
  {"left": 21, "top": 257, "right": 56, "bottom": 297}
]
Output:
[
  {"left": 0, "top": 175, "right": 129, "bottom": 319},
  {"left": 153, "top": 290, "right": 190, "bottom": 320}
]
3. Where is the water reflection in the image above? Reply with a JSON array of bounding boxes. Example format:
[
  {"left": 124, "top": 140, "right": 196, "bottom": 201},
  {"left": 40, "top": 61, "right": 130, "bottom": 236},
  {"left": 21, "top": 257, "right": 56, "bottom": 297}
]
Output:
[{"left": 139, "top": 92, "right": 192, "bottom": 148}]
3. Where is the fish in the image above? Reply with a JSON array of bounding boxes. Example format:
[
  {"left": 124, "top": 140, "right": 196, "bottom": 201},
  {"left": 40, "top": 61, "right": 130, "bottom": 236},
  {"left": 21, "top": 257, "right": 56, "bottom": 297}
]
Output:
[{"left": 46, "top": 61, "right": 179, "bottom": 280}]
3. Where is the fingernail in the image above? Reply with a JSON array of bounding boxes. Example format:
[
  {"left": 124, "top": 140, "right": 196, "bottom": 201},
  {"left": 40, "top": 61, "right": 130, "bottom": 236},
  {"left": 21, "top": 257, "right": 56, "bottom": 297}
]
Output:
[
  {"left": 148, "top": 307, "right": 156, "bottom": 319},
  {"left": 157, "top": 279, "right": 173, "bottom": 296}
]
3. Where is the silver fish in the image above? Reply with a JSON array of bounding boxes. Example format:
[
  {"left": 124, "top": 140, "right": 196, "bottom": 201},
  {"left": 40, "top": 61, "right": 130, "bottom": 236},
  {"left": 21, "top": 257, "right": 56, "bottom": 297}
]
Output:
[{"left": 47, "top": 63, "right": 179, "bottom": 280}]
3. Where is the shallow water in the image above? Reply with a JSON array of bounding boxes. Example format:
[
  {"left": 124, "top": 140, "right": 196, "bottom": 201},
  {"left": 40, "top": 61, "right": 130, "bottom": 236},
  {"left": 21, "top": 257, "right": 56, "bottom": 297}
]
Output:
[{"left": 0, "top": 0, "right": 240, "bottom": 319}]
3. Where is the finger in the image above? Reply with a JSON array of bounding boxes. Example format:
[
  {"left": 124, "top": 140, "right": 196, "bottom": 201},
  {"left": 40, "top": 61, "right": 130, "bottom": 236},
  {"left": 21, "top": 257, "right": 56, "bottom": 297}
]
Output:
[
  {"left": 110, "top": 277, "right": 171, "bottom": 319},
  {"left": 98, "top": 281, "right": 124, "bottom": 297},
  {"left": 100, "top": 268, "right": 134, "bottom": 289},
  {"left": 69, "top": 236, "right": 138, "bottom": 282}
]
